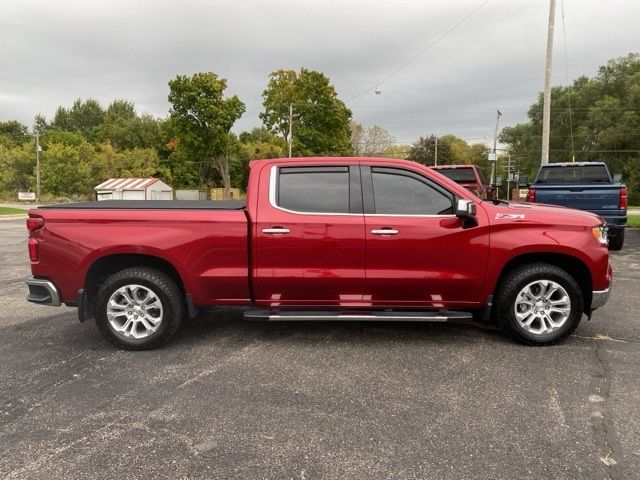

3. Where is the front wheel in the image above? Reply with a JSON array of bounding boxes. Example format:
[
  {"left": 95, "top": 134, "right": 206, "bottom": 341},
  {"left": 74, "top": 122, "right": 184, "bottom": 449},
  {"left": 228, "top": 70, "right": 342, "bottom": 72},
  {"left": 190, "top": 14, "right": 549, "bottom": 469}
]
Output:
[
  {"left": 494, "top": 263, "right": 583, "bottom": 346},
  {"left": 95, "top": 267, "right": 184, "bottom": 350}
]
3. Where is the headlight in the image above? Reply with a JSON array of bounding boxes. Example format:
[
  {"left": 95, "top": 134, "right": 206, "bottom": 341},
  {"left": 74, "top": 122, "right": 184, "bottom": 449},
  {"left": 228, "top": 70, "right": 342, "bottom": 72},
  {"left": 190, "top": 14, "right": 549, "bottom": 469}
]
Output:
[{"left": 592, "top": 225, "right": 608, "bottom": 246}]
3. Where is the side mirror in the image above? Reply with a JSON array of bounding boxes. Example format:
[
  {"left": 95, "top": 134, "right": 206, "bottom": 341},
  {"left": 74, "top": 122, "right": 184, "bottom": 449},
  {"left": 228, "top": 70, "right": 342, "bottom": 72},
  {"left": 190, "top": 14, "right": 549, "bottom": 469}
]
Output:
[
  {"left": 456, "top": 199, "right": 477, "bottom": 228},
  {"left": 613, "top": 173, "right": 623, "bottom": 182}
]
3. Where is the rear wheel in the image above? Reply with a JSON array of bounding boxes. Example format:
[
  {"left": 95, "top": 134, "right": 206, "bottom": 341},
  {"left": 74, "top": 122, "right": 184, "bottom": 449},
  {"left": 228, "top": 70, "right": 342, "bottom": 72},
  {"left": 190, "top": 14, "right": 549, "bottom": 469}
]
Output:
[
  {"left": 95, "top": 267, "right": 184, "bottom": 350},
  {"left": 608, "top": 228, "right": 625, "bottom": 251},
  {"left": 494, "top": 263, "right": 583, "bottom": 346}
]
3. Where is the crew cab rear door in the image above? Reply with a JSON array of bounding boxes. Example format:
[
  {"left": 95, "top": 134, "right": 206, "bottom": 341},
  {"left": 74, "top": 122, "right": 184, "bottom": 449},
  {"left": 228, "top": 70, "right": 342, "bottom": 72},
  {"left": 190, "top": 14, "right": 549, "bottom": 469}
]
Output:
[
  {"left": 362, "top": 164, "right": 490, "bottom": 307},
  {"left": 253, "top": 163, "right": 366, "bottom": 306}
]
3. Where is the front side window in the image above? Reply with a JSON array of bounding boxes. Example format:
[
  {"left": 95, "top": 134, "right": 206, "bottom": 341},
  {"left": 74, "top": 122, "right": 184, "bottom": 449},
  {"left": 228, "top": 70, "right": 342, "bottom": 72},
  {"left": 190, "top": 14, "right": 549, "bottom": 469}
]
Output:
[
  {"left": 277, "top": 166, "right": 350, "bottom": 213},
  {"left": 371, "top": 168, "right": 454, "bottom": 215}
]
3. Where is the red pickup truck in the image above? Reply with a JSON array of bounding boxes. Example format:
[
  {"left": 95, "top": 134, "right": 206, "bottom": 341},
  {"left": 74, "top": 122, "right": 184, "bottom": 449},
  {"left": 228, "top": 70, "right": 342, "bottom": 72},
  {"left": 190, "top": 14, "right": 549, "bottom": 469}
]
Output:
[
  {"left": 431, "top": 165, "right": 494, "bottom": 199},
  {"left": 26, "top": 157, "right": 612, "bottom": 350}
]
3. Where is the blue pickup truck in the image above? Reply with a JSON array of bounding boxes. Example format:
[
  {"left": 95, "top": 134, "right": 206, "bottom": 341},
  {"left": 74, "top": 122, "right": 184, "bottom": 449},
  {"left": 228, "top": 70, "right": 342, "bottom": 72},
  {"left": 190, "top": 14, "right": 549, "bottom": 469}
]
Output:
[{"left": 527, "top": 162, "right": 628, "bottom": 250}]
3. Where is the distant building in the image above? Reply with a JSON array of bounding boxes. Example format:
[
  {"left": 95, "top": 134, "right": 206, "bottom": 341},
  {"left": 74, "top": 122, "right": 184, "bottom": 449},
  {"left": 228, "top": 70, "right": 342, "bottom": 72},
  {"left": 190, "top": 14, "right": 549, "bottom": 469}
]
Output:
[{"left": 95, "top": 178, "right": 173, "bottom": 201}]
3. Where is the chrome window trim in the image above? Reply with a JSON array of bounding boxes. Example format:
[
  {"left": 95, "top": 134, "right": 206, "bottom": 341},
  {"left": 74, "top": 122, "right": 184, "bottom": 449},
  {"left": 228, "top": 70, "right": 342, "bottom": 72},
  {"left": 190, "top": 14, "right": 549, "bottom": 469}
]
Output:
[
  {"left": 269, "top": 165, "right": 458, "bottom": 218},
  {"left": 268, "top": 165, "right": 360, "bottom": 216}
]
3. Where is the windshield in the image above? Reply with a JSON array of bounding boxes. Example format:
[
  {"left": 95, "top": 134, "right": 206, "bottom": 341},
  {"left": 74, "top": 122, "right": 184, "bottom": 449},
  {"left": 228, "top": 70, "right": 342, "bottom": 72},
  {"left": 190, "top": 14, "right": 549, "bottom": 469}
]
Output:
[
  {"left": 435, "top": 168, "right": 477, "bottom": 183},
  {"left": 536, "top": 165, "right": 611, "bottom": 184}
]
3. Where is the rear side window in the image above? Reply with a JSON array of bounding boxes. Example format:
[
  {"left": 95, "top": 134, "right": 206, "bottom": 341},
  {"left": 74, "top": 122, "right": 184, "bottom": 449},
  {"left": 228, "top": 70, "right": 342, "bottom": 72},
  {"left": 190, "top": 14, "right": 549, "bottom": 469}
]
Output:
[
  {"left": 435, "top": 167, "right": 477, "bottom": 183},
  {"left": 277, "top": 166, "right": 350, "bottom": 213},
  {"left": 371, "top": 168, "right": 454, "bottom": 215},
  {"left": 536, "top": 165, "right": 611, "bottom": 184}
]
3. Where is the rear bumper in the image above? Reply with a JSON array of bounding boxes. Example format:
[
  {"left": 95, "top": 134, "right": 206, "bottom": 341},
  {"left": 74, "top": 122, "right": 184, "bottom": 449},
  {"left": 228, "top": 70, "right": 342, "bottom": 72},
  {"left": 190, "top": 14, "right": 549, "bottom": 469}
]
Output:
[
  {"left": 601, "top": 214, "right": 627, "bottom": 229},
  {"left": 591, "top": 286, "right": 611, "bottom": 310},
  {"left": 26, "top": 277, "right": 62, "bottom": 307}
]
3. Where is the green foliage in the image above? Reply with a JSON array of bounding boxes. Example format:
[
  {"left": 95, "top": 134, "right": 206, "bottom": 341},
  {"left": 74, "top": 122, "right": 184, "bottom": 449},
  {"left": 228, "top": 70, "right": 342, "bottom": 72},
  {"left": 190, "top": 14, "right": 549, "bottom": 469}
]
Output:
[
  {"left": 0, "top": 120, "right": 30, "bottom": 146},
  {"left": 0, "top": 142, "right": 34, "bottom": 192},
  {"left": 380, "top": 144, "right": 412, "bottom": 159},
  {"left": 168, "top": 72, "right": 245, "bottom": 197},
  {"left": 408, "top": 134, "right": 491, "bottom": 177},
  {"left": 50, "top": 98, "right": 106, "bottom": 141},
  {"left": 40, "top": 142, "right": 94, "bottom": 195},
  {"left": 500, "top": 53, "right": 640, "bottom": 202},
  {"left": 260, "top": 68, "right": 353, "bottom": 156},
  {"left": 168, "top": 72, "right": 245, "bottom": 159}
]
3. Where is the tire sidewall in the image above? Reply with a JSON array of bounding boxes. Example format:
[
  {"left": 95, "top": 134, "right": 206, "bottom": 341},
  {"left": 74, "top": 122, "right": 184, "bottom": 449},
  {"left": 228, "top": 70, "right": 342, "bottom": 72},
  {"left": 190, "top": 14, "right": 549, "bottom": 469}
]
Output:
[
  {"left": 501, "top": 266, "right": 583, "bottom": 344},
  {"left": 95, "top": 271, "right": 180, "bottom": 349}
]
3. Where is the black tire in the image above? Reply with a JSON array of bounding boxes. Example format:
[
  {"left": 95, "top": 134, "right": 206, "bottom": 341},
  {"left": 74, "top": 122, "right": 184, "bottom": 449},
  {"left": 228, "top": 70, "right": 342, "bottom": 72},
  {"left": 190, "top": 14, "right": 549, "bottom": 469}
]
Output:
[
  {"left": 95, "top": 267, "right": 184, "bottom": 350},
  {"left": 608, "top": 228, "right": 625, "bottom": 251},
  {"left": 494, "top": 262, "right": 583, "bottom": 346}
]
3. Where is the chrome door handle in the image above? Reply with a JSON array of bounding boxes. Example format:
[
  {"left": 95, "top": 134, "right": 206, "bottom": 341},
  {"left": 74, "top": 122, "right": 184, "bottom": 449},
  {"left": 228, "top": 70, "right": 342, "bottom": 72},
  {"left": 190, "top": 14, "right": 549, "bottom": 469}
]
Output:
[
  {"left": 262, "top": 227, "right": 290, "bottom": 234},
  {"left": 371, "top": 228, "right": 399, "bottom": 235}
]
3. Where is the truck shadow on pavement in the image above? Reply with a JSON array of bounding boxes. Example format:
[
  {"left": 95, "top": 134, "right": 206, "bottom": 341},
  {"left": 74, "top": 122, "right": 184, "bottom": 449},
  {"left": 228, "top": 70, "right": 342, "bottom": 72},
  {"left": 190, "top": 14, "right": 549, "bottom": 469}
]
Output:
[{"left": 169, "top": 307, "right": 512, "bottom": 350}]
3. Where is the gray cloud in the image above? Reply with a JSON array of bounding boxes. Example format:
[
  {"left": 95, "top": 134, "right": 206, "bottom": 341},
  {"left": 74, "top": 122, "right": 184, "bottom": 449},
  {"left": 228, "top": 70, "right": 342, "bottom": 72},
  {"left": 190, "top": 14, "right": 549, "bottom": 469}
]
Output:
[{"left": 1, "top": 0, "right": 639, "bottom": 145}]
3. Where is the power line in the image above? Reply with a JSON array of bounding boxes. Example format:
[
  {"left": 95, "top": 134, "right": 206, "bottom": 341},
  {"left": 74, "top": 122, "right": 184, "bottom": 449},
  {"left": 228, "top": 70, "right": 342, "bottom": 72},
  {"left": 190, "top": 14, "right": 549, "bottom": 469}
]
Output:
[{"left": 345, "top": 0, "right": 492, "bottom": 102}]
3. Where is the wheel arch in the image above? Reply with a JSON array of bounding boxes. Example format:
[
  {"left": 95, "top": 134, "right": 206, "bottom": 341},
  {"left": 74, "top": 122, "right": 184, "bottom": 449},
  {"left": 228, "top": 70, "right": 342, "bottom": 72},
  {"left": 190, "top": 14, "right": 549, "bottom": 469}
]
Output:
[
  {"left": 494, "top": 253, "right": 593, "bottom": 313},
  {"left": 84, "top": 253, "right": 188, "bottom": 300}
]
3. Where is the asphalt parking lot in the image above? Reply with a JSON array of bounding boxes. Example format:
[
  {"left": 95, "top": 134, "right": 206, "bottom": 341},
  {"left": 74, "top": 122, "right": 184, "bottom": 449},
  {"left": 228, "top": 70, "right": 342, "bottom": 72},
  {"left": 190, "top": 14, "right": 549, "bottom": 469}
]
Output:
[{"left": 1, "top": 217, "right": 639, "bottom": 480}]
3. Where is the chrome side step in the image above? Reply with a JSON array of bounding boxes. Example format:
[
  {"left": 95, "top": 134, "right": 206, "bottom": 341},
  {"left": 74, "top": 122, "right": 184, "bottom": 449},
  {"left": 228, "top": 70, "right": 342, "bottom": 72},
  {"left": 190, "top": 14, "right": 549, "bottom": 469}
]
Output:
[{"left": 243, "top": 310, "right": 472, "bottom": 323}]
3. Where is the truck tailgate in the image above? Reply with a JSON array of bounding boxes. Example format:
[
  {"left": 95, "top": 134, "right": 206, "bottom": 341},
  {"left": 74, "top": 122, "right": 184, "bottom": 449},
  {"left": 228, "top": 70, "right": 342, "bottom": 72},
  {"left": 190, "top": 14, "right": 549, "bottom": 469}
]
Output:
[{"left": 534, "top": 185, "right": 621, "bottom": 214}]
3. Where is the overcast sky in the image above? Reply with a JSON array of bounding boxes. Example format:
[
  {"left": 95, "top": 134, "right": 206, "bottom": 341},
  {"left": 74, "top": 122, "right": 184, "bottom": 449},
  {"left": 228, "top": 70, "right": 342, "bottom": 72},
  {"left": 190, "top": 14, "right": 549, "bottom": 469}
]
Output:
[{"left": 2, "top": 0, "right": 639, "bottom": 145}]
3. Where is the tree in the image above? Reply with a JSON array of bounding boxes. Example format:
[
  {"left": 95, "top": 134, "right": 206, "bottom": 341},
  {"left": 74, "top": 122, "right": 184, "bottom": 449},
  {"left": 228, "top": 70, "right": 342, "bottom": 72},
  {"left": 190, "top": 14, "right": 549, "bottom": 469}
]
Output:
[
  {"left": 39, "top": 142, "right": 94, "bottom": 196},
  {"left": 0, "top": 120, "right": 30, "bottom": 146},
  {"left": 499, "top": 52, "right": 640, "bottom": 203},
  {"left": 351, "top": 122, "right": 395, "bottom": 156},
  {"left": 381, "top": 144, "right": 412, "bottom": 159},
  {"left": 260, "top": 68, "right": 353, "bottom": 156},
  {"left": 168, "top": 72, "right": 245, "bottom": 198},
  {"left": 236, "top": 128, "right": 287, "bottom": 188},
  {"left": 408, "top": 135, "right": 437, "bottom": 165},
  {"left": 50, "top": 98, "right": 105, "bottom": 141}
]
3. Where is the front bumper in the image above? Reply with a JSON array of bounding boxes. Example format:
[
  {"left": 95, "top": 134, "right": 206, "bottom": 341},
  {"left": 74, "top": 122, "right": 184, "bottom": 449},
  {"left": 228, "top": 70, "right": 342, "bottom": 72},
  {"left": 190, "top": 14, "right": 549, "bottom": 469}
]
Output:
[
  {"left": 591, "top": 286, "right": 611, "bottom": 310},
  {"left": 26, "top": 277, "right": 62, "bottom": 307}
]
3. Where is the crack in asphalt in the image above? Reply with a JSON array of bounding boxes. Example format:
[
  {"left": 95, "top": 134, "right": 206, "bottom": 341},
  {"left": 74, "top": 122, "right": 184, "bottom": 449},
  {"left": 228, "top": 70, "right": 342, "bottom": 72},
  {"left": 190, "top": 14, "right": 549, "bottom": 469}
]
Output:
[{"left": 591, "top": 339, "right": 621, "bottom": 479}]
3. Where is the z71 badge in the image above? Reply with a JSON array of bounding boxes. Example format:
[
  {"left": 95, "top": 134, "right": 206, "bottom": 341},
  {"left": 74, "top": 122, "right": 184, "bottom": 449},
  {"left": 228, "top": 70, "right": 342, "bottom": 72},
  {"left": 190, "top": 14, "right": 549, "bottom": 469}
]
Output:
[{"left": 495, "top": 213, "right": 525, "bottom": 220}]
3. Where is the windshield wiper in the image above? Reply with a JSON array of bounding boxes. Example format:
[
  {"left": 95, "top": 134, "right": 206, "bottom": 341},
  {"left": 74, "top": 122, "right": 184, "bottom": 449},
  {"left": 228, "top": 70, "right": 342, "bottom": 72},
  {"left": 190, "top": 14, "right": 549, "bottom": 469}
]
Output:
[{"left": 491, "top": 198, "right": 509, "bottom": 206}]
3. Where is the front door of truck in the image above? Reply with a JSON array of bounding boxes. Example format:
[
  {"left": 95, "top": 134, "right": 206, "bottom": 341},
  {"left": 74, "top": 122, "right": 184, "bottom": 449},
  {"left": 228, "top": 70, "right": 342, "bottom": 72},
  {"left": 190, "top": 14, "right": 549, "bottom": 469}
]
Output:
[
  {"left": 253, "top": 163, "right": 366, "bottom": 307},
  {"left": 362, "top": 165, "right": 490, "bottom": 308}
]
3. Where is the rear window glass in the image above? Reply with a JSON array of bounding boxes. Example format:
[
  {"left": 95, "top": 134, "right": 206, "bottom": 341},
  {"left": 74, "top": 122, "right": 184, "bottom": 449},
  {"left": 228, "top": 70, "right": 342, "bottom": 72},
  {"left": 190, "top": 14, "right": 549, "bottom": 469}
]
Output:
[
  {"left": 277, "top": 167, "right": 350, "bottom": 213},
  {"left": 435, "top": 168, "right": 477, "bottom": 183},
  {"left": 536, "top": 165, "right": 610, "bottom": 184}
]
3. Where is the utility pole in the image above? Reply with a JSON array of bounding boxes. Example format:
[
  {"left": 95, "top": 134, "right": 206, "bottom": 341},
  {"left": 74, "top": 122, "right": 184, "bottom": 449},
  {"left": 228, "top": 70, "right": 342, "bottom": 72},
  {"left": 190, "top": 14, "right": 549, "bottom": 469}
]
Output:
[
  {"left": 490, "top": 110, "right": 502, "bottom": 190},
  {"left": 433, "top": 136, "right": 438, "bottom": 166},
  {"left": 35, "top": 132, "right": 41, "bottom": 202},
  {"left": 541, "top": 0, "right": 557, "bottom": 165},
  {"left": 287, "top": 104, "right": 293, "bottom": 158},
  {"left": 506, "top": 154, "right": 512, "bottom": 201}
]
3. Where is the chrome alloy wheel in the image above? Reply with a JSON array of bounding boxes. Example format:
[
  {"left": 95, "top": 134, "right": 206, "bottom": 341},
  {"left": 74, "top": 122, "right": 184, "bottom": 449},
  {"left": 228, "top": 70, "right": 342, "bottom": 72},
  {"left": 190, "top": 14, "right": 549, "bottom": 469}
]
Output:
[
  {"left": 106, "top": 284, "right": 164, "bottom": 339},
  {"left": 513, "top": 280, "right": 571, "bottom": 335}
]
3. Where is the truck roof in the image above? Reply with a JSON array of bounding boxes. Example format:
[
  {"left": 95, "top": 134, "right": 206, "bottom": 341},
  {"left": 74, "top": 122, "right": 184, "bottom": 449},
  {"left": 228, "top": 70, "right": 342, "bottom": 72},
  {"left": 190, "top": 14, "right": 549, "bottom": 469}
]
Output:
[
  {"left": 431, "top": 165, "right": 477, "bottom": 169},
  {"left": 540, "top": 162, "right": 607, "bottom": 168}
]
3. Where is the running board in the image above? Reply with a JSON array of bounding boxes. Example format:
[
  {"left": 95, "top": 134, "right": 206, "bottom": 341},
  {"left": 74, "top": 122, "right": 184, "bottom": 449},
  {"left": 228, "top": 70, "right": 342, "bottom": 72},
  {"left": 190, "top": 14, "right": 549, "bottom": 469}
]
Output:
[{"left": 243, "top": 310, "right": 472, "bottom": 323}]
